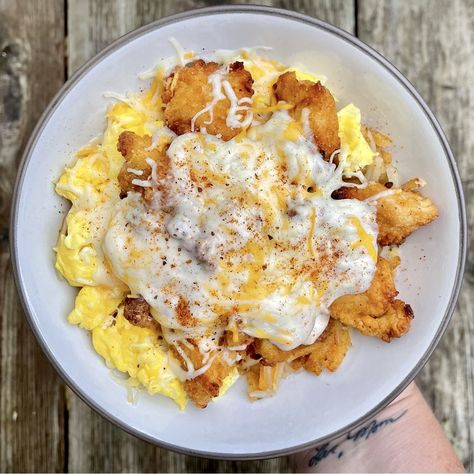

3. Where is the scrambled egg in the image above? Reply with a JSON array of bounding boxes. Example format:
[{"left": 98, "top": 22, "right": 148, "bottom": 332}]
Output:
[
  {"left": 55, "top": 212, "right": 97, "bottom": 286},
  {"left": 55, "top": 145, "right": 121, "bottom": 287},
  {"left": 218, "top": 367, "right": 240, "bottom": 397},
  {"left": 68, "top": 286, "right": 124, "bottom": 330},
  {"left": 55, "top": 88, "right": 191, "bottom": 408},
  {"left": 54, "top": 51, "right": 375, "bottom": 409},
  {"left": 338, "top": 103, "right": 376, "bottom": 173},
  {"left": 93, "top": 308, "right": 187, "bottom": 410}
]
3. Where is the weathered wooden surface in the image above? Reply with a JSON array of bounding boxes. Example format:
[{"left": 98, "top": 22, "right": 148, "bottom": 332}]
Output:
[
  {"left": 0, "top": 0, "right": 472, "bottom": 472},
  {"left": 0, "top": 1, "right": 66, "bottom": 472}
]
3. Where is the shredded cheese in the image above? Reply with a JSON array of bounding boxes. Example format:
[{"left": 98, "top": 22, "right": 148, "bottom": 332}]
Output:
[{"left": 349, "top": 216, "right": 377, "bottom": 262}]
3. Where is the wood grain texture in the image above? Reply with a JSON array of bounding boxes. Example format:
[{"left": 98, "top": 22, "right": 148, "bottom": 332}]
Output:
[
  {"left": 65, "top": 0, "right": 354, "bottom": 472},
  {"left": 0, "top": 0, "right": 66, "bottom": 472},
  {"left": 67, "top": 0, "right": 355, "bottom": 74},
  {"left": 358, "top": 0, "right": 473, "bottom": 470}
]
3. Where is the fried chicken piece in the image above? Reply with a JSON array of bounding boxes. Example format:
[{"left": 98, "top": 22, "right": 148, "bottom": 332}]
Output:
[
  {"left": 123, "top": 297, "right": 161, "bottom": 332},
  {"left": 253, "top": 338, "right": 319, "bottom": 366},
  {"left": 117, "top": 131, "right": 169, "bottom": 199},
  {"left": 330, "top": 257, "right": 414, "bottom": 342},
  {"left": 331, "top": 256, "right": 400, "bottom": 319},
  {"left": 290, "top": 356, "right": 308, "bottom": 371},
  {"left": 273, "top": 71, "right": 340, "bottom": 158},
  {"left": 401, "top": 178, "right": 426, "bottom": 192},
  {"left": 332, "top": 299, "right": 414, "bottom": 342},
  {"left": 184, "top": 356, "right": 231, "bottom": 409},
  {"left": 172, "top": 342, "right": 233, "bottom": 409},
  {"left": 333, "top": 180, "right": 438, "bottom": 246},
  {"left": 252, "top": 319, "right": 350, "bottom": 375},
  {"left": 304, "top": 319, "right": 351, "bottom": 375},
  {"left": 162, "top": 60, "right": 254, "bottom": 141}
]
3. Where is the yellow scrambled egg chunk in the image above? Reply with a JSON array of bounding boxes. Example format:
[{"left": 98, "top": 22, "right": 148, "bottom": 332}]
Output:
[
  {"left": 55, "top": 216, "right": 97, "bottom": 287},
  {"left": 218, "top": 367, "right": 240, "bottom": 398},
  {"left": 68, "top": 286, "right": 125, "bottom": 330},
  {"left": 337, "top": 104, "right": 376, "bottom": 173},
  {"left": 55, "top": 148, "right": 122, "bottom": 286},
  {"left": 56, "top": 150, "right": 119, "bottom": 203},
  {"left": 92, "top": 309, "right": 187, "bottom": 410},
  {"left": 69, "top": 285, "right": 187, "bottom": 409}
]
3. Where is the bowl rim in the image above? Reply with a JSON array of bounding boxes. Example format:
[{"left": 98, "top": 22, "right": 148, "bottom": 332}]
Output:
[{"left": 10, "top": 4, "right": 467, "bottom": 460}]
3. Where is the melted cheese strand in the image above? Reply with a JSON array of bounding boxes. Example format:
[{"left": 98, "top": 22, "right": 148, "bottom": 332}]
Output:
[
  {"left": 127, "top": 168, "right": 144, "bottom": 176},
  {"left": 365, "top": 189, "right": 399, "bottom": 202},
  {"left": 222, "top": 80, "right": 253, "bottom": 128},
  {"left": 169, "top": 36, "right": 186, "bottom": 67},
  {"left": 191, "top": 71, "right": 226, "bottom": 131},
  {"left": 349, "top": 216, "right": 378, "bottom": 262},
  {"left": 145, "top": 158, "right": 158, "bottom": 184},
  {"left": 131, "top": 178, "right": 152, "bottom": 188}
]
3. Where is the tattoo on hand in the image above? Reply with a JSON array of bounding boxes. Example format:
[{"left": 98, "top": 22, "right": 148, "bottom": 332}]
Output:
[{"left": 308, "top": 410, "right": 408, "bottom": 467}]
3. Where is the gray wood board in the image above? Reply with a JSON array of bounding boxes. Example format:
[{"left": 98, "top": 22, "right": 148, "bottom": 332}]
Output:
[{"left": 0, "top": 0, "right": 66, "bottom": 472}]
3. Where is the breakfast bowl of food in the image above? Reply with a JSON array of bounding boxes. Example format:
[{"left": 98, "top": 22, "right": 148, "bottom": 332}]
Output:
[{"left": 11, "top": 5, "right": 465, "bottom": 459}]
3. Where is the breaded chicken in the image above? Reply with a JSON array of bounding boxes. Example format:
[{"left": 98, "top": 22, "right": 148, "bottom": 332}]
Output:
[
  {"left": 253, "top": 337, "right": 319, "bottom": 365},
  {"left": 172, "top": 342, "right": 233, "bottom": 408},
  {"left": 117, "top": 131, "right": 169, "bottom": 199},
  {"left": 273, "top": 71, "right": 340, "bottom": 158},
  {"left": 304, "top": 319, "right": 351, "bottom": 375},
  {"left": 330, "top": 257, "right": 414, "bottom": 342},
  {"left": 253, "top": 319, "right": 351, "bottom": 375},
  {"left": 333, "top": 180, "right": 438, "bottom": 246},
  {"left": 332, "top": 299, "right": 413, "bottom": 343},
  {"left": 123, "top": 296, "right": 161, "bottom": 332},
  {"left": 331, "top": 256, "right": 400, "bottom": 319},
  {"left": 247, "top": 320, "right": 350, "bottom": 395},
  {"left": 184, "top": 355, "right": 232, "bottom": 409},
  {"left": 162, "top": 60, "right": 254, "bottom": 141}
]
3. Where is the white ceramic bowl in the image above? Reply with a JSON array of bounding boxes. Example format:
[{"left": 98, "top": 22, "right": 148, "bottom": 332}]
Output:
[{"left": 11, "top": 6, "right": 466, "bottom": 459}]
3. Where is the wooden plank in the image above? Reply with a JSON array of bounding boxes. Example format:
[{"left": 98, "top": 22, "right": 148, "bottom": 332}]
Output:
[
  {"left": 358, "top": 0, "right": 474, "bottom": 470},
  {"left": 67, "top": 0, "right": 355, "bottom": 74},
  {"left": 278, "top": 0, "right": 355, "bottom": 33},
  {"left": 65, "top": 0, "right": 354, "bottom": 472},
  {"left": 0, "top": 0, "right": 66, "bottom": 472}
]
